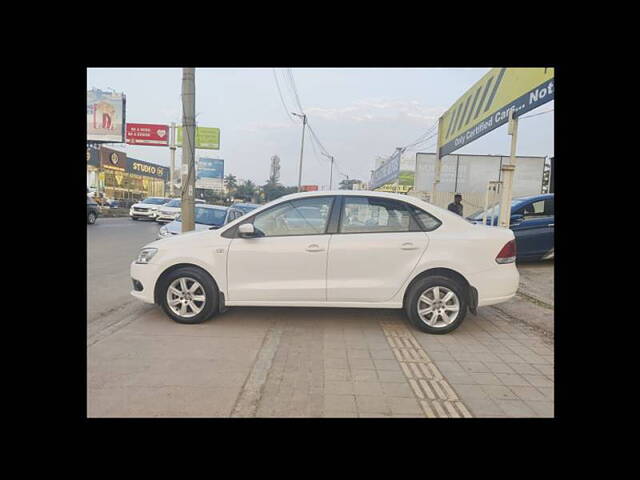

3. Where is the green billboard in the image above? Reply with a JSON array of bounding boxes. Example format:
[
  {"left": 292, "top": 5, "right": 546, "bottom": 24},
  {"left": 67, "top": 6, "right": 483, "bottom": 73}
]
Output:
[{"left": 176, "top": 126, "right": 220, "bottom": 150}]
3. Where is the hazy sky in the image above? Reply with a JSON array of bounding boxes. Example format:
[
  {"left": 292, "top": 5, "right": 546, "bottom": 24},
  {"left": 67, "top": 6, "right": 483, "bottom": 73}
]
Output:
[{"left": 87, "top": 68, "right": 554, "bottom": 188}]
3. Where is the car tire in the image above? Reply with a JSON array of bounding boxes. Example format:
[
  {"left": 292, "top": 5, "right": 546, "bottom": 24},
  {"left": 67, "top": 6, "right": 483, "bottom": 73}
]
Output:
[
  {"left": 405, "top": 275, "right": 467, "bottom": 334},
  {"left": 88, "top": 212, "right": 97, "bottom": 224},
  {"left": 159, "top": 267, "right": 218, "bottom": 324},
  {"left": 131, "top": 216, "right": 138, "bottom": 221}
]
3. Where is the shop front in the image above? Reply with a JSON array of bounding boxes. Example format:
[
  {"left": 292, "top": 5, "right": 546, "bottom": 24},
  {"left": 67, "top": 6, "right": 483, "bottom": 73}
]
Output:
[{"left": 97, "top": 147, "right": 169, "bottom": 203}]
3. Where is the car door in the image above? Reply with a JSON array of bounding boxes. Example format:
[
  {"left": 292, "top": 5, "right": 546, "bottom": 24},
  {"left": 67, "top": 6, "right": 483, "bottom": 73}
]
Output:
[
  {"left": 227, "top": 196, "right": 335, "bottom": 302},
  {"left": 510, "top": 197, "right": 554, "bottom": 259},
  {"left": 327, "top": 196, "right": 431, "bottom": 303}
]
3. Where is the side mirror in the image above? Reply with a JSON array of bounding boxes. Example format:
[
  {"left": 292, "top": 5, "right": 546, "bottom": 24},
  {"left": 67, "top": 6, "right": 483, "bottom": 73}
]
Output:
[
  {"left": 510, "top": 214, "right": 524, "bottom": 223},
  {"left": 238, "top": 223, "right": 256, "bottom": 237}
]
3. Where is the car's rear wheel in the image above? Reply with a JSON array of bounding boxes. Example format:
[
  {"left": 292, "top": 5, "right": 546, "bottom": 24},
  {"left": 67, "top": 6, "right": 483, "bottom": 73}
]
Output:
[
  {"left": 88, "top": 212, "right": 97, "bottom": 224},
  {"left": 405, "top": 275, "right": 467, "bottom": 334},
  {"left": 159, "top": 267, "right": 218, "bottom": 324}
]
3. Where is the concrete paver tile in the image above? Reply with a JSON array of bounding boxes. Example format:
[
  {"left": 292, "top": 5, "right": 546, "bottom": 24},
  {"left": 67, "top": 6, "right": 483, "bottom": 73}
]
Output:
[
  {"left": 323, "top": 394, "right": 357, "bottom": 413},
  {"left": 356, "top": 395, "right": 390, "bottom": 414}
]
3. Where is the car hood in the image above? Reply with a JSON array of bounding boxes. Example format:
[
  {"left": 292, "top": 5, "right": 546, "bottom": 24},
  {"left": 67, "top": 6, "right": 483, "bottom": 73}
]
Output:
[
  {"left": 159, "top": 206, "right": 181, "bottom": 213},
  {"left": 132, "top": 202, "right": 163, "bottom": 209}
]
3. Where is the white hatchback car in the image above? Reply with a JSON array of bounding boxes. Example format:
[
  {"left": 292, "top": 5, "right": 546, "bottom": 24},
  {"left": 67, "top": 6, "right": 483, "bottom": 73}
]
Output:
[{"left": 131, "top": 191, "right": 519, "bottom": 334}]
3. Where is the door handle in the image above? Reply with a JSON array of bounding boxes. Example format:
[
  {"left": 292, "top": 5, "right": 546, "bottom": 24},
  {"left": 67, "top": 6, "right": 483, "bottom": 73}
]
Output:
[
  {"left": 306, "top": 244, "right": 324, "bottom": 252},
  {"left": 401, "top": 242, "right": 418, "bottom": 250}
]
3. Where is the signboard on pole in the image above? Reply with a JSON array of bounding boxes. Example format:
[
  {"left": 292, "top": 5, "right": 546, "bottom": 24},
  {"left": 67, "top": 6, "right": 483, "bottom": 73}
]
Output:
[
  {"left": 87, "top": 89, "right": 126, "bottom": 143},
  {"left": 196, "top": 158, "right": 224, "bottom": 190},
  {"left": 370, "top": 150, "right": 401, "bottom": 190},
  {"left": 177, "top": 126, "right": 220, "bottom": 150},
  {"left": 126, "top": 123, "right": 170, "bottom": 146},
  {"left": 437, "top": 68, "right": 554, "bottom": 156}
]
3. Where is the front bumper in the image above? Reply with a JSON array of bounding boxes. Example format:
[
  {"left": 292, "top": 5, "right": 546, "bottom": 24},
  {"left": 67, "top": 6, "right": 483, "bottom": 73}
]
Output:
[
  {"left": 156, "top": 213, "right": 178, "bottom": 223},
  {"left": 130, "top": 209, "right": 159, "bottom": 219},
  {"left": 130, "top": 261, "right": 162, "bottom": 304}
]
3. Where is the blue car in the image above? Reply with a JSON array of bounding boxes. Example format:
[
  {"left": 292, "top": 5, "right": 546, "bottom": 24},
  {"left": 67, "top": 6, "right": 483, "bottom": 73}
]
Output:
[{"left": 467, "top": 193, "right": 554, "bottom": 262}]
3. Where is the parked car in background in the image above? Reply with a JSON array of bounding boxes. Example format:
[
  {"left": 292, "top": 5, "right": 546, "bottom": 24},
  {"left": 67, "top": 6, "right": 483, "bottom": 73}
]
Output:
[
  {"left": 467, "top": 193, "right": 554, "bottom": 261},
  {"left": 133, "top": 190, "right": 519, "bottom": 334},
  {"left": 129, "top": 197, "right": 171, "bottom": 221},
  {"left": 157, "top": 204, "right": 248, "bottom": 239},
  {"left": 156, "top": 198, "right": 206, "bottom": 223},
  {"left": 230, "top": 202, "right": 261, "bottom": 215},
  {"left": 87, "top": 195, "right": 100, "bottom": 224}
]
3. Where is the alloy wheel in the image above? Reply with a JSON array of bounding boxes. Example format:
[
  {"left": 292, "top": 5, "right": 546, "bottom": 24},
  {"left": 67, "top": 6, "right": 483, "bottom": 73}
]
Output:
[
  {"left": 166, "top": 277, "right": 206, "bottom": 318},
  {"left": 416, "top": 286, "right": 460, "bottom": 328}
]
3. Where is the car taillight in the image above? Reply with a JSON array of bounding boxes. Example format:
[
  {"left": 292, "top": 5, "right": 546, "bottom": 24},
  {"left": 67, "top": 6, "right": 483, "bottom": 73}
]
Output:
[{"left": 496, "top": 240, "right": 516, "bottom": 264}]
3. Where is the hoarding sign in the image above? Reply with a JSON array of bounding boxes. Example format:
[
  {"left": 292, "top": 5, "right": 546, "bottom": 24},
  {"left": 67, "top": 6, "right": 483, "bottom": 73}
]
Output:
[
  {"left": 99, "top": 147, "right": 127, "bottom": 172},
  {"left": 177, "top": 126, "right": 220, "bottom": 150},
  {"left": 196, "top": 158, "right": 224, "bottom": 189},
  {"left": 126, "top": 123, "right": 169, "bottom": 146},
  {"left": 87, "top": 89, "right": 126, "bottom": 143},
  {"left": 301, "top": 185, "right": 319, "bottom": 192},
  {"left": 438, "top": 68, "right": 554, "bottom": 156},
  {"left": 370, "top": 150, "right": 401, "bottom": 190},
  {"left": 128, "top": 158, "right": 169, "bottom": 181}
]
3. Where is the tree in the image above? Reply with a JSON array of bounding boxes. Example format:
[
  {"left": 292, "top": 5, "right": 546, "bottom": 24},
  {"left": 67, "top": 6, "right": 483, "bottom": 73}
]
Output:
[
  {"left": 224, "top": 174, "right": 238, "bottom": 194},
  {"left": 339, "top": 178, "right": 361, "bottom": 190},
  {"left": 235, "top": 180, "right": 257, "bottom": 201}
]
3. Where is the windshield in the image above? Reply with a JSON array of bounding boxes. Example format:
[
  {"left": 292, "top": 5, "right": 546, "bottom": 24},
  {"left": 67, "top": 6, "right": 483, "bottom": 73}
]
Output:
[
  {"left": 165, "top": 199, "right": 181, "bottom": 208},
  {"left": 235, "top": 205, "right": 258, "bottom": 214},
  {"left": 177, "top": 207, "right": 228, "bottom": 226},
  {"left": 468, "top": 200, "right": 525, "bottom": 220},
  {"left": 142, "top": 197, "right": 169, "bottom": 205}
]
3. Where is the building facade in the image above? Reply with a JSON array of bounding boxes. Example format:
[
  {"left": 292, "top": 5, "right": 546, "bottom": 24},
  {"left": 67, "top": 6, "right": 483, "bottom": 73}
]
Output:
[{"left": 87, "top": 146, "right": 170, "bottom": 201}]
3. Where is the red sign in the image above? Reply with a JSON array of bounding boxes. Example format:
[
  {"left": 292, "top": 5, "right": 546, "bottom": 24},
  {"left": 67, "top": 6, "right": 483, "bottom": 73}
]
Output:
[
  {"left": 126, "top": 123, "right": 170, "bottom": 146},
  {"left": 301, "top": 185, "right": 319, "bottom": 192}
]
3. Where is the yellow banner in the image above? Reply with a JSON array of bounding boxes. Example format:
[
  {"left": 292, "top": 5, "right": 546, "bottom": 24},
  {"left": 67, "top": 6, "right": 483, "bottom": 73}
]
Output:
[{"left": 438, "top": 68, "right": 554, "bottom": 156}]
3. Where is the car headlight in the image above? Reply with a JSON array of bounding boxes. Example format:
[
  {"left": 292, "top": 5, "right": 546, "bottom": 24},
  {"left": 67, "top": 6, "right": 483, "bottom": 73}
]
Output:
[{"left": 136, "top": 248, "right": 158, "bottom": 264}]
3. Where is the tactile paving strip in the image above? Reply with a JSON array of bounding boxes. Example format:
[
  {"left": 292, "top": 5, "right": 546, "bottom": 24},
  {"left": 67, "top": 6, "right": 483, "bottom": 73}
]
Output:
[{"left": 380, "top": 320, "right": 473, "bottom": 418}]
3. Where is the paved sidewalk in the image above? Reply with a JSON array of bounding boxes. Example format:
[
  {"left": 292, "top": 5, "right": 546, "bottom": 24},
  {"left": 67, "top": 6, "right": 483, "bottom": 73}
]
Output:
[{"left": 88, "top": 301, "right": 553, "bottom": 418}]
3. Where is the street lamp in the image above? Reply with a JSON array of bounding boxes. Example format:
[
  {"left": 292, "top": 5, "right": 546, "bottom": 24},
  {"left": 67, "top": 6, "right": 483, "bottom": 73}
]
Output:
[{"left": 292, "top": 112, "right": 307, "bottom": 192}]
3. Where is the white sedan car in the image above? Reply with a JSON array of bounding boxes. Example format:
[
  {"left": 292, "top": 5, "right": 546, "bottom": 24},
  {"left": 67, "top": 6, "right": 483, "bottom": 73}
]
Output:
[{"left": 131, "top": 191, "right": 519, "bottom": 334}]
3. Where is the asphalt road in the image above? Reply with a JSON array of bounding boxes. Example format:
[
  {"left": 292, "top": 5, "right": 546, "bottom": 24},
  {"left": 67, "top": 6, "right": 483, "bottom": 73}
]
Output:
[{"left": 87, "top": 216, "right": 161, "bottom": 329}]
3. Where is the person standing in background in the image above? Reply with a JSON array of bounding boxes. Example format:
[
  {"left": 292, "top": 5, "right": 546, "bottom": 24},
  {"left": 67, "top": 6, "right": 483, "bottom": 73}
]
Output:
[{"left": 448, "top": 193, "right": 464, "bottom": 216}]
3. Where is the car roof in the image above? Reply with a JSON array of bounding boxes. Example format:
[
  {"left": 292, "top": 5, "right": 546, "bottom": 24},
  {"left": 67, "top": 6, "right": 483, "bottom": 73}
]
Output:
[{"left": 513, "top": 193, "right": 554, "bottom": 202}]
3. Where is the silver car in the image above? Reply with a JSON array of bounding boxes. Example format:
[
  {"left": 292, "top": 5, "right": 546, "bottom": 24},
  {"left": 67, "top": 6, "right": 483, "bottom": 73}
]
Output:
[{"left": 157, "top": 204, "right": 251, "bottom": 239}]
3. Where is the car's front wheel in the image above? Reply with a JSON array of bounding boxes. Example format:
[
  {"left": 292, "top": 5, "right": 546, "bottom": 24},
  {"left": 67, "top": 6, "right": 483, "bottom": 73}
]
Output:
[
  {"left": 405, "top": 275, "right": 467, "bottom": 334},
  {"left": 159, "top": 267, "right": 218, "bottom": 324},
  {"left": 88, "top": 212, "right": 97, "bottom": 224}
]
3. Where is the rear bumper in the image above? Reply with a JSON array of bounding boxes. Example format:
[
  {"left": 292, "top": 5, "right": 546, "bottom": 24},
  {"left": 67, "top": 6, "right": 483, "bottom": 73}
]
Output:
[{"left": 467, "top": 264, "right": 519, "bottom": 307}]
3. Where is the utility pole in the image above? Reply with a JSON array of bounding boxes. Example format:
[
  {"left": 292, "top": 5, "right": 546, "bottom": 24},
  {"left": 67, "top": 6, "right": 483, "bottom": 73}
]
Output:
[
  {"left": 497, "top": 109, "right": 518, "bottom": 228},
  {"left": 181, "top": 68, "right": 196, "bottom": 233},
  {"left": 394, "top": 147, "right": 403, "bottom": 194},
  {"left": 431, "top": 117, "right": 444, "bottom": 204},
  {"left": 169, "top": 122, "right": 176, "bottom": 197},
  {"left": 292, "top": 112, "right": 307, "bottom": 192},
  {"left": 321, "top": 152, "right": 334, "bottom": 189}
]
